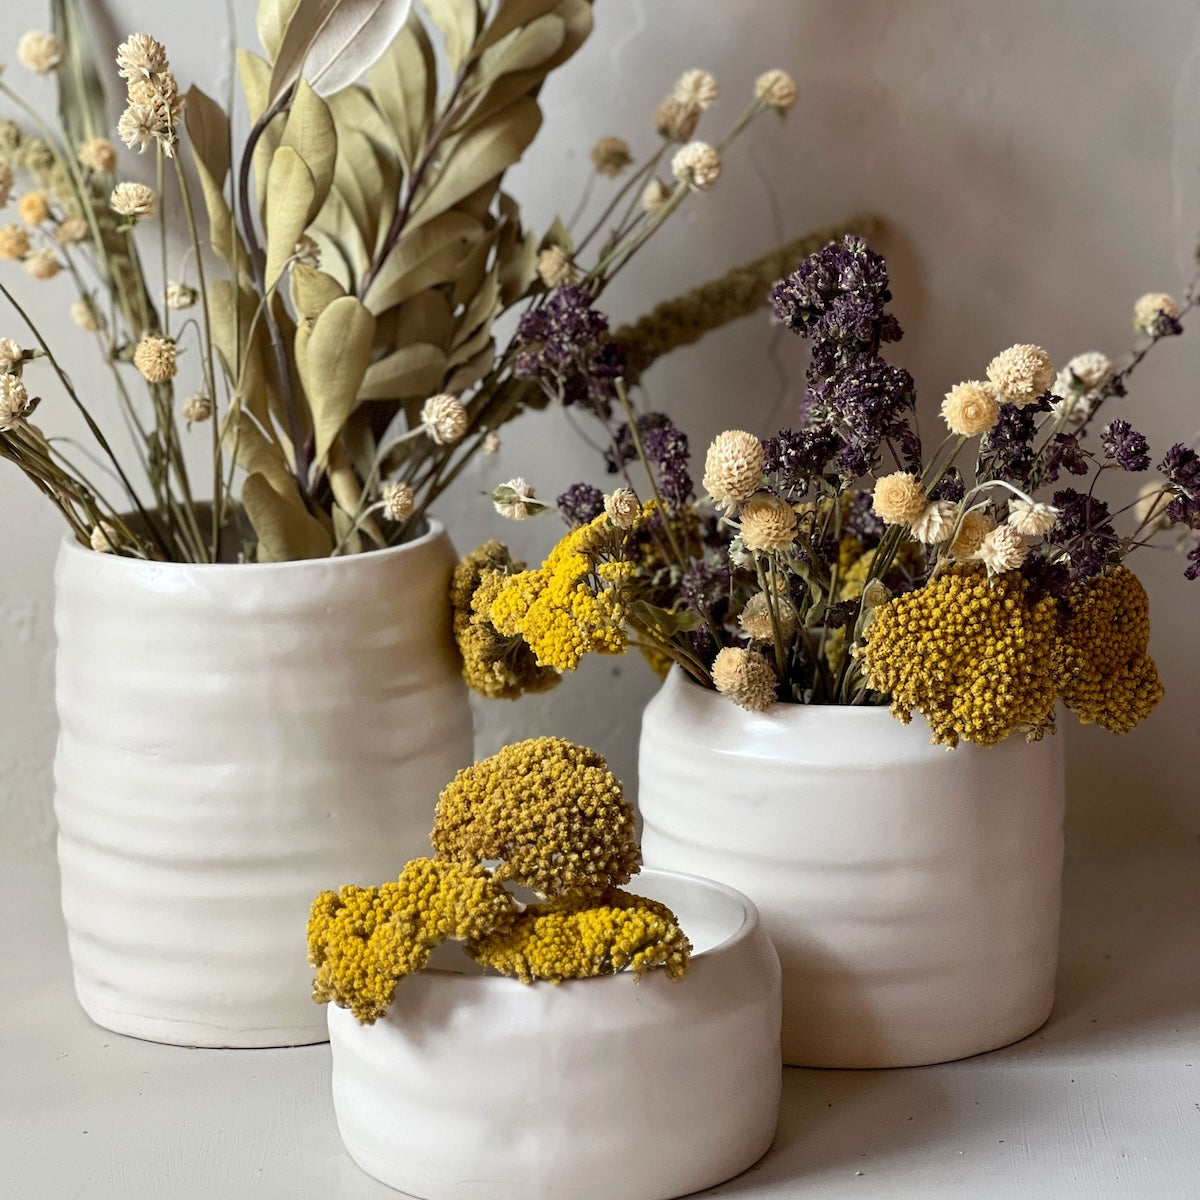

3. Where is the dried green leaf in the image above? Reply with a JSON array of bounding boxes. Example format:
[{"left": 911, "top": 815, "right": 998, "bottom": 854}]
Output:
[
  {"left": 208, "top": 279, "right": 278, "bottom": 435},
  {"left": 305, "top": 0, "right": 414, "bottom": 97},
  {"left": 363, "top": 211, "right": 482, "bottom": 312},
  {"left": 257, "top": 0, "right": 304, "bottom": 60},
  {"left": 422, "top": 0, "right": 480, "bottom": 71},
  {"left": 313, "top": 188, "right": 371, "bottom": 281},
  {"left": 222, "top": 410, "right": 293, "bottom": 497},
  {"left": 184, "top": 86, "right": 246, "bottom": 271},
  {"left": 366, "top": 18, "right": 436, "bottom": 171},
  {"left": 265, "top": 147, "right": 317, "bottom": 289},
  {"left": 280, "top": 80, "right": 337, "bottom": 218},
  {"left": 393, "top": 290, "right": 455, "bottom": 348},
  {"left": 238, "top": 50, "right": 284, "bottom": 221},
  {"left": 360, "top": 343, "right": 448, "bottom": 400},
  {"left": 474, "top": 0, "right": 563, "bottom": 55},
  {"left": 291, "top": 264, "right": 347, "bottom": 321},
  {"left": 243, "top": 470, "right": 334, "bottom": 561},
  {"left": 444, "top": 339, "right": 495, "bottom": 393},
  {"left": 478, "top": 13, "right": 564, "bottom": 80},
  {"left": 629, "top": 600, "right": 703, "bottom": 639},
  {"left": 454, "top": 268, "right": 500, "bottom": 347},
  {"left": 52, "top": 0, "right": 108, "bottom": 149}
]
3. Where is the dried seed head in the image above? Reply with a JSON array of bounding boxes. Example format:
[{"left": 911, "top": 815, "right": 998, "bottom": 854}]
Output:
[
  {"left": 421, "top": 393, "right": 469, "bottom": 445},
  {"left": 941, "top": 380, "right": 1000, "bottom": 436},
  {"left": 755, "top": 69, "right": 798, "bottom": 112},
  {"left": 703, "top": 430, "right": 764, "bottom": 511},
  {"left": 133, "top": 335, "right": 177, "bottom": 383},
  {"left": 986, "top": 344, "right": 1055, "bottom": 408},
  {"left": 671, "top": 141, "right": 721, "bottom": 191},
  {"left": 18, "top": 31, "right": 64, "bottom": 75},
  {"left": 590, "top": 135, "right": 632, "bottom": 177},
  {"left": 382, "top": 482, "right": 415, "bottom": 522},
  {"left": 712, "top": 646, "right": 777, "bottom": 712},
  {"left": 871, "top": 472, "right": 928, "bottom": 526}
]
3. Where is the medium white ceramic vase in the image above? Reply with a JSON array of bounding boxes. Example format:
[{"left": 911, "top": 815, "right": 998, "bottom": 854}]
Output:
[
  {"left": 53, "top": 520, "right": 473, "bottom": 1048},
  {"left": 327, "top": 868, "right": 782, "bottom": 1200},
  {"left": 638, "top": 668, "right": 1066, "bottom": 1069}
]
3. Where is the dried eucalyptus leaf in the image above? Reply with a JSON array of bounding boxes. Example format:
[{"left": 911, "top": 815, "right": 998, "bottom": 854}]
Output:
[
  {"left": 222, "top": 410, "right": 293, "bottom": 497},
  {"left": 360, "top": 343, "right": 448, "bottom": 399},
  {"left": 332, "top": 128, "right": 393, "bottom": 255},
  {"left": 243, "top": 470, "right": 334, "bottom": 561},
  {"left": 332, "top": 505, "right": 363, "bottom": 555},
  {"left": 51, "top": 0, "right": 108, "bottom": 151},
  {"left": 421, "top": 0, "right": 480, "bottom": 71},
  {"left": 450, "top": 231, "right": 496, "bottom": 307},
  {"left": 448, "top": 319, "right": 495, "bottom": 369},
  {"left": 363, "top": 212, "right": 482, "bottom": 312},
  {"left": 328, "top": 441, "right": 385, "bottom": 547},
  {"left": 238, "top": 50, "right": 284, "bottom": 219},
  {"left": 454, "top": 268, "right": 500, "bottom": 346},
  {"left": 280, "top": 80, "right": 338, "bottom": 217},
  {"left": 367, "top": 19, "right": 436, "bottom": 171},
  {"left": 291, "top": 264, "right": 347, "bottom": 321},
  {"left": 444, "top": 339, "right": 495, "bottom": 393},
  {"left": 266, "top": 0, "right": 341, "bottom": 107},
  {"left": 326, "top": 86, "right": 400, "bottom": 157},
  {"left": 208, "top": 279, "right": 278, "bottom": 434},
  {"left": 306, "top": 0, "right": 415, "bottom": 97},
  {"left": 629, "top": 600, "right": 702, "bottom": 639},
  {"left": 297, "top": 295, "right": 377, "bottom": 463},
  {"left": 393, "top": 290, "right": 455, "bottom": 348},
  {"left": 314, "top": 188, "right": 371, "bottom": 281},
  {"left": 473, "top": 0, "right": 563, "bottom": 55},
  {"left": 257, "top": 0, "right": 304, "bottom": 60},
  {"left": 543, "top": 0, "right": 592, "bottom": 69},
  {"left": 265, "top": 147, "right": 317, "bottom": 289},
  {"left": 184, "top": 86, "right": 245, "bottom": 270},
  {"left": 478, "top": 13, "right": 564, "bottom": 80}
]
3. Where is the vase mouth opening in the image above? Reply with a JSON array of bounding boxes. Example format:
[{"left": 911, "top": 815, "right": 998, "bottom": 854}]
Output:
[{"left": 665, "top": 662, "right": 894, "bottom": 714}]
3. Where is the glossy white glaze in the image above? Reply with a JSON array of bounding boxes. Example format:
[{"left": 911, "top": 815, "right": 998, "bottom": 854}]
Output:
[
  {"left": 638, "top": 669, "right": 1066, "bottom": 1068},
  {"left": 53, "top": 521, "right": 474, "bottom": 1048},
  {"left": 327, "top": 868, "right": 782, "bottom": 1200}
]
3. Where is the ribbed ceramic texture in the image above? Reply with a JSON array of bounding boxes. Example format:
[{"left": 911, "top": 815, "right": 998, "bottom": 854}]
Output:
[
  {"left": 638, "top": 668, "right": 1066, "bottom": 1069},
  {"left": 328, "top": 868, "right": 781, "bottom": 1200},
  {"left": 53, "top": 521, "right": 474, "bottom": 1048}
]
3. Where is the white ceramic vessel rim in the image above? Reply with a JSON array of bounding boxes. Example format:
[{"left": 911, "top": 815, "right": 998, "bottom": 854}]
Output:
[
  {"left": 418, "top": 867, "right": 757, "bottom": 987},
  {"left": 57, "top": 516, "right": 446, "bottom": 577}
]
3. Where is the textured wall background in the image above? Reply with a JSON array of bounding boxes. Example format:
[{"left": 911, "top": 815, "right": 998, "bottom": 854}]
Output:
[{"left": 4, "top": 0, "right": 1200, "bottom": 859}]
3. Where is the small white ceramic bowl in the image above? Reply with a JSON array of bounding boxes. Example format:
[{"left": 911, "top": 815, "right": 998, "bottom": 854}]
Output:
[{"left": 327, "top": 867, "right": 782, "bottom": 1200}]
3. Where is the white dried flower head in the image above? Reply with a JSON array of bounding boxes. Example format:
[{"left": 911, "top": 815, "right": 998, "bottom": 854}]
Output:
[
  {"left": 1007, "top": 500, "right": 1059, "bottom": 537},
  {"left": 490, "top": 477, "right": 541, "bottom": 521},
  {"left": 703, "top": 430, "right": 764, "bottom": 511},
  {"left": 133, "top": 335, "right": 177, "bottom": 383},
  {"left": 739, "top": 493, "right": 797, "bottom": 553},
  {"left": 537, "top": 245, "right": 577, "bottom": 289},
  {"left": 986, "top": 344, "right": 1055, "bottom": 408},
  {"left": 18, "top": 32, "right": 64, "bottom": 75},
  {"left": 941, "top": 380, "right": 999, "bottom": 437},
  {"left": 110, "top": 181, "right": 156, "bottom": 219},
  {"left": 712, "top": 646, "right": 777, "bottom": 713},
  {"left": 1059, "top": 350, "right": 1114, "bottom": 393},
  {"left": 738, "top": 590, "right": 797, "bottom": 642},
  {"left": 181, "top": 393, "right": 213, "bottom": 424},
  {"left": 89, "top": 520, "right": 119, "bottom": 553},
  {"left": 116, "top": 34, "right": 168, "bottom": 81},
  {"left": 481, "top": 431, "right": 501, "bottom": 455},
  {"left": 590, "top": 135, "right": 632, "bottom": 177},
  {"left": 17, "top": 191, "right": 50, "bottom": 226},
  {"left": 421, "top": 393, "right": 468, "bottom": 445},
  {"left": 673, "top": 69, "right": 719, "bottom": 111},
  {"left": 292, "top": 234, "right": 321, "bottom": 267},
  {"left": 0, "top": 338, "right": 23, "bottom": 372},
  {"left": 56, "top": 217, "right": 90, "bottom": 245},
  {"left": 604, "top": 486, "right": 641, "bottom": 530},
  {"left": 165, "top": 281, "right": 197, "bottom": 310},
  {"left": 117, "top": 104, "right": 161, "bottom": 154},
  {"left": 910, "top": 500, "right": 959, "bottom": 544},
  {"left": 641, "top": 178, "right": 671, "bottom": 215},
  {"left": 1133, "top": 291, "right": 1179, "bottom": 334},
  {"left": 975, "top": 524, "right": 1029, "bottom": 575},
  {"left": 25, "top": 248, "right": 61, "bottom": 280},
  {"left": 382, "top": 481, "right": 415, "bottom": 522},
  {"left": 0, "top": 373, "right": 31, "bottom": 429},
  {"left": 0, "top": 160, "right": 11, "bottom": 207},
  {"left": 754, "top": 69, "right": 798, "bottom": 112},
  {"left": 1049, "top": 391, "right": 1095, "bottom": 427},
  {"left": 70, "top": 297, "right": 99, "bottom": 332},
  {"left": 671, "top": 141, "right": 721, "bottom": 191},
  {"left": 654, "top": 95, "right": 700, "bottom": 142},
  {"left": 948, "top": 510, "right": 995, "bottom": 560},
  {"left": 872, "top": 472, "right": 928, "bottom": 526},
  {"left": 0, "top": 224, "right": 30, "bottom": 260},
  {"left": 1134, "top": 481, "right": 1173, "bottom": 529},
  {"left": 78, "top": 137, "right": 118, "bottom": 174}
]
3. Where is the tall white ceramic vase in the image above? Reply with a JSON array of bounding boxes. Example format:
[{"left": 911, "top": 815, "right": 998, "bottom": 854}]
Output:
[
  {"left": 638, "top": 668, "right": 1066, "bottom": 1069},
  {"left": 53, "top": 520, "right": 474, "bottom": 1048}
]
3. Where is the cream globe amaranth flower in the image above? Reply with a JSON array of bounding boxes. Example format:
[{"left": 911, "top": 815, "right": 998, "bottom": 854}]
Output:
[
  {"left": 0, "top": 373, "right": 31, "bottom": 430},
  {"left": 18, "top": 31, "right": 64, "bottom": 75},
  {"left": 382, "top": 481, "right": 415, "bottom": 522},
  {"left": 421, "top": 393, "right": 468, "bottom": 445},
  {"left": 671, "top": 141, "right": 721, "bottom": 191},
  {"left": 0, "top": 224, "right": 30, "bottom": 260},
  {"left": 1050, "top": 350, "right": 1115, "bottom": 426},
  {"left": 941, "top": 380, "right": 1000, "bottom": 437},
  {"left": 948, "top": 510, "right": 995, "bottom": 559},
  {"left": 166, "top": 281, "right": 197, "bottom": 310},
  {"left": 590, "top": 135, "right": 632, "bottom": 177},
  {"left": 70, "top": 297, "right": 99, "bottom": 332},
  {"left": 537, "top": 245, "right": 577, "bottom": 289},
  {"left": 24, "top": 248, "right": 61, "bottom": 280},
  {"left": 739, "top": 493, "right": 797, "bottom": 553},
  {"left": 641, "top": 178, "right": 671, "bottom": 215},
  {"left": 754, "top": 69, "right": 798, "bottom": 112},
  {"left": 871, "top": 471, "right": 928, "bottom": 526},
  {"left": 78, "top": 137, "right": 118, "bottom": 174},
  {"left": 986, "top": 344, "right": 1055, "bottom": 408},
  {"left": 133, "top": 335, "right": 177, "bottom": 383},
  {"left": 89, "top": 521, "right": 119, "bottom": 554},
  {"left": 975, "top": 524, "right": 1030, "bottom": 575},
  {"left": 712, "top": 646, "right": 777, "bottom": 713},
  {"left": 481, "top": 431, "right": 501, "bottom": 455},
  {"left": 604, "top": 487, "right": 641, "bottom": 530},
  {"left": 116, "top": 34, "right": 169, "bottom": 80},
  {"left": 738, "top": 590, "right": 797, "bottom": 642},
  {"left": 910, "top": 500, "right": 959, "bottom": 544},
  {"left": 490, "top": 477, "right": 541, "bottom": 521},
  {"left": 17, "top": 191, "right": 49, "bottom": 227},
  {"left": 181, "top": 393, "right": 213, "bottom": 424},
  {"left": 0, "top": 338, "right": 24, "bottom": 373},
  {"left": 653, "top": 96, "right": 700, "bottom": 142},
  {"left": 57, "top": 217, "right": 90, "bottom": 245},
  {"left": 703, "top": 430, "right": 764, "bottom": 512},
  {"left": 1133, "top": 291, "right": 1179, "bottom": 334},
  {"left": 1007, "top": 500, "right": 1059, "bottom": 537},
  {"left": 110, "top": 181, "right": 156, "bottom": 219},
  {"left": 672, "top": 68, "right": 719, "bottom": 111}
]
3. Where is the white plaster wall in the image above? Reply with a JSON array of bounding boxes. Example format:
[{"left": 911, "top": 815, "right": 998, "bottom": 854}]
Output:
[{"left": 4, "top": 0, "right": 1200, "bottom": 857}]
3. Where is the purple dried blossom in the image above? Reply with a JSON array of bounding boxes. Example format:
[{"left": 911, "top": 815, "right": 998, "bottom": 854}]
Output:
[
  {"left": 1100, "top": 419, "right": 1151, "bottom": 472},
  {"left": 679, "top": 554, "right": 730, "bottom": 615},
  {"left": 556, "top": 482, "right": 605, "bottom": 527},
  {"left": 763, "top": 427, "right": 839, "bottom": 496},
  {"left": 979, "top": 404, "right": 1039, "bottom": 485},
  {"left": 1045, "top": 488, "right": 1120, "bottom": 583},
  {"left": 1020, "top": 554, "right": 1073, "bottom": 601},
  {"left": 1186, "top": 543, "right": 1200, "bottom": 581},
  {"left": 1043, "top": 433, "right": 1091, "bottom": 482},
  {"left": 641, "top": 419, "right": 693, "bottom": 506},
  {"left": 1161, "top": 443, "right": 1200, "bottom": 496},
  {"left": 843, "top": 487, "right": 887, "bottom": 541},
  {"left": 929, "top": 470, "right": 966, "bottom": 504}
]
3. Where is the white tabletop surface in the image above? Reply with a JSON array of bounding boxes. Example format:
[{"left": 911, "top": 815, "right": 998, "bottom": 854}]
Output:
[{"left": 4, "top": 837, "right": 1199, "bottom": 1200}]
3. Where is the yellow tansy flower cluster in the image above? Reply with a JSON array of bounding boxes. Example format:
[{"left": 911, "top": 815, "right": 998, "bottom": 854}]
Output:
[
  {"left": 862, "top": 564, "right": 1059, "bottom": 747},
  {"left": 1054, "top": 566, "right": 1164, "bottom": 733},
  {"left": 431, "top": 736, "right": 640, "bottom": 900},
  {"left": 450, "top": 541, "right": 560, "bottom": 700}
]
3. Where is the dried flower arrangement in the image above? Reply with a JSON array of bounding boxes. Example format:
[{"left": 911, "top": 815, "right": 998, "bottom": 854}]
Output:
[
  {"left": 307, "top": 736, "right": 690, "bottom": 1023},
  {"left": 0, "top": 0, "right": 852, "bottom": 563},
  {"left": 455, "top": 234, "right": 1200, "bottom": 747}
]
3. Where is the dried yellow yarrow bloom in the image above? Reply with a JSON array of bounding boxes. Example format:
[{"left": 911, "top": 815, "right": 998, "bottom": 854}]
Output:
[
  {"left": 941, "top": 380, "right": 999, "bottom": 437},
  {"left": 24, "top": 249, "right": 61, "bottom": 280},
  {"left": 181, "top": 393, "right": 213, "bottom": 424},
  {"left": 70, "top": 297, "right": 99, "bottom": 332},
  {"left": 307, "top": 859, "right": 518, "bottom": 1024},
  {"left": 910, "top": 500, "right": 959, "bottom": 544},
  {"left": 1133, "top": 291, "right": 1179, "bottom": 334},
  {"left": 863, "top": 564, "right": 1059, "bottom": 747},
  {"left": 948, "top": 509, "right": 995, "bottom": 559},
  {"left": 0, "top": 161, "right": 11, "bottom": 208},
  {"left": 590, "top": 135, "right": 632, "bottom": 177},
  {"left": 0, "top": 224, "right": 31, "bottom": 260},
  {"left": 1054, "top": 566, "right": 1163, "bottom": 734},
  {"left": 738, "top": 590, "right": 797, "bottom": 641},
  {"left": 536, "top": 244, "right": 577, "bottom": 288},
  {"left": 468, "top": 889, "right": 691, "bottom": 984},
  {"left": 17, "top": 191, "right": 50, "bottom": 226},
  {"left": 382, "top": 481, "right": 414, "bottom": 522},
  {"left": 755, "top": 69, "right": 798, "bottom": 112},
  {"left": 78, "top": 137, "right": 118, "bottom": 174},
  {"left": 671, "top": 141, "right": 721, "bottom": 191},
  {"left": 0, "top": 374, "right": 31, "bottom": 430},
  {"left": 712, "top": 645, "right": 777, "bottom": 712},
  {"left": 871, "top": 471, "right": 927, "bottom": 526},
  {"left": 703, "top": 430, "right": 764, "bottom": 511},
  {"left": 421, "top": 393, "right": 468, "bottom": 445},
  {"left": 110, "top": 181, "right": 156, "bottom": 219},
  {"left": 133, "top": 335, "right": 177, "bottom": 383},
  {"left": 432, "top": 736, "right": 639, "bottom": 900},
  {"left": 641, "top": 177, "right": 671, "bottom": 215},
  {"left": 165, "top": 281, "right": 197, "bottom": 309},
  {"left": 1007, "top": 500, "right": 1059, "bottom": 537},
  {"left": 604, "top": 486, "right": 641, "bottom": 530},
  {"left": 18, "top": 31, "right": 64, "bottom": 75},
  {"left": 654, "top": 95, "right": 700, "bottom": 142},
  {"left": 986, "top": 344, "right": 1055, "bottom": 408},
  {"left": 975, "top": 524, "right": 1029, "bottom": 575},
  {"left": 673, "top": 68, "right": 719, "bottom": 111},
  {"left": 56, "top": 217, "right": 90, "bottom": 245},
  {"left": 739, "top": 493, "right": 797, "bottom": 553}
]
